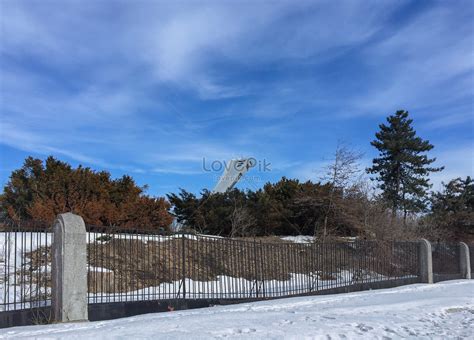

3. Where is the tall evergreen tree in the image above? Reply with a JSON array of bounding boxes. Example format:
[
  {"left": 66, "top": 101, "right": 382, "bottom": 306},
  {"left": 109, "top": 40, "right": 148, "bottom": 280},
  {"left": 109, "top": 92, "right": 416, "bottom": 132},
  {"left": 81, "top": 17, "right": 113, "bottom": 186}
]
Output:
[{"left": 367, "top": 110, "right": 443, "bottom": 221}]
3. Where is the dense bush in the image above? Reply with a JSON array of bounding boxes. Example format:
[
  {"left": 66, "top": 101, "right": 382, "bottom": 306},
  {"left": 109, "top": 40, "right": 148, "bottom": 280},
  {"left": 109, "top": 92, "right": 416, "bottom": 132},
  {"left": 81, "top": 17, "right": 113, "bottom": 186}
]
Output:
[
  {"left": 168, "top": 178, "right": 369, "bottom": 237},
  {"left": 0, "top": 156, "right": 173, "bottom": 231}
]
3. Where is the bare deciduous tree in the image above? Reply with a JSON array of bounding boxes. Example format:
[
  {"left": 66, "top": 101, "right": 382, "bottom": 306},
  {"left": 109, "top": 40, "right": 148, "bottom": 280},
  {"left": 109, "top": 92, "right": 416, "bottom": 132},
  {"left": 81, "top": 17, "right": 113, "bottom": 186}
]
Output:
[
  {"left": 320, "top": 142, "right": 363, "bottom": 239},
  {"left": 230, "top": 200, "right": 257, "bottom": 237}
]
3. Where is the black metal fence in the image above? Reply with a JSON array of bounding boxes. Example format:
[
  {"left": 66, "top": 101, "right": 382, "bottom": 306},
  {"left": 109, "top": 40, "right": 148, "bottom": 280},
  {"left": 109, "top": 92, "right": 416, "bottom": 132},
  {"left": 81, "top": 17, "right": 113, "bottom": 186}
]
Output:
[
  {"left": 86, "top": 226, "right": 420, "bottom": 304},
  {"left": 0, "top": 223, "right": 51, "bottom": 312},
  {"left": 431, "top": 242, "right": 462, "bottom": 282},
  {"left": 2, "top": 222, "right": 470, "bottom": 316}
]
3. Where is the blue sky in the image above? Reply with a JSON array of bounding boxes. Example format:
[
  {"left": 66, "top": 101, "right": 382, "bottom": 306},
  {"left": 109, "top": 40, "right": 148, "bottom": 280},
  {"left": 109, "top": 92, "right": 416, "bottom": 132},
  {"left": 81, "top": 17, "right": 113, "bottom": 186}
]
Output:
[{"left": 1, "top": 0, "right": 473, "bottom": 197}]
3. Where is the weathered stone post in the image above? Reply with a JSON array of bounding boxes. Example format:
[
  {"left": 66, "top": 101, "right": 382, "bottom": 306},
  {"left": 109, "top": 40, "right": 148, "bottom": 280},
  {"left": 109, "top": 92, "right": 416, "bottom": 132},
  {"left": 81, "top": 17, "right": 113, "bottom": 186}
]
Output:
[
  {"left": 459, "top": 242, "right": 471, "bottom": 280},
  {"left": 52, "top": 213, "right": 88, "bottom": 322},
  {"left": 419, "top": 239, "right": 433, "bottom": 284}
]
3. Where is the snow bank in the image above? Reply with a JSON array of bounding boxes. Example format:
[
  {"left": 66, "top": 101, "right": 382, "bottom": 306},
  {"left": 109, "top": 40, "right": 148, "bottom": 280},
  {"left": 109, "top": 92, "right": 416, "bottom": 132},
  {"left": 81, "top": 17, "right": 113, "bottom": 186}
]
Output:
[
  {"left": 88, "top": 232, "right": 224, "bottom": 244},
  {"left": 1, "top": 280, "right": 472, "bottom": 339},
  {"left": 278, "top": 235, "right": 358, "bottom": 243},
  {"left": 87, "top": 270, "right": 403, "bottom": 303},
  {"left": 279, "top": 235, "right": 314, "bottom": 243}
]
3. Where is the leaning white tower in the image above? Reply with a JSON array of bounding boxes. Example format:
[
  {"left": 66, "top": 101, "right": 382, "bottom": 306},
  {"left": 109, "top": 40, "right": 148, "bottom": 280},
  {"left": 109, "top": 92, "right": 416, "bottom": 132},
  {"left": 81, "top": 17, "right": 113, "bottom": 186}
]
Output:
[{"left": 212, "top": 158, "right": 255, "bottom": 193}]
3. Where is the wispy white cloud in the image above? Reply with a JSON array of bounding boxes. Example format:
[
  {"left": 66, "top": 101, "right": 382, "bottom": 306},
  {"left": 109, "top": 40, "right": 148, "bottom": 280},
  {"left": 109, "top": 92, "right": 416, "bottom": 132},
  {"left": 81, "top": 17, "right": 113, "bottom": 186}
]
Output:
[
  {"left": 131, "top": 0, "right": 399, "bottom": 99},
  {"left": 424, "top": 111, "right": 474, "bottom": 130},
  {"left": 0, "top": 121, "right": 109, "bottom": 166},
  {"left": 352, "top": 5, "right": 473, "bottom": 115},
  {"left": 429, "top": 144, "right": 474, "bottom": 191},
  {"left": 290, "top": 161, "right": 328, "bottom": 182},
  {"left": 151, "top": 167, "right": 204, "bottom": 175}
]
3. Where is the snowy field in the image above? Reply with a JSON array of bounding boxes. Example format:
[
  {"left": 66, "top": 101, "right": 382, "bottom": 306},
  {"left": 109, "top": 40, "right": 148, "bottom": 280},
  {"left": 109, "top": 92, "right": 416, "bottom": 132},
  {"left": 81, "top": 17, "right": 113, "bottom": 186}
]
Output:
[{"left": 1, "top": 280, "right": 472, "bottom": 339}]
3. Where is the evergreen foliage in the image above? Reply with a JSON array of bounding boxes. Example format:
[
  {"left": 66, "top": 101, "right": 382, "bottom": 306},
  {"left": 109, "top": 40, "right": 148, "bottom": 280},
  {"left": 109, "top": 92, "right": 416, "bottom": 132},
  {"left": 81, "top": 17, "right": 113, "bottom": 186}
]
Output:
[
  {"left": 167, "top": 178, "right": 365, "bottom": 237},
  {"left": 429, "top": 176, "right": 474, "bottom": 238},
  {"left": 367, "top": 110, "right": 443, "bottom": 219},
  {"left": 0, "top": 156, "right": 173, "bottom": 230}
]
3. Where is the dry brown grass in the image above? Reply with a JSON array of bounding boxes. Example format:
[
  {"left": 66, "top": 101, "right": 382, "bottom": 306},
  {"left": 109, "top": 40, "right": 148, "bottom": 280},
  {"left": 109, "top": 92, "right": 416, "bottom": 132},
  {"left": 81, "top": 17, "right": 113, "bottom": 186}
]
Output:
[{"left": 22, "top": 237, "right": 418, "bottom": 294}]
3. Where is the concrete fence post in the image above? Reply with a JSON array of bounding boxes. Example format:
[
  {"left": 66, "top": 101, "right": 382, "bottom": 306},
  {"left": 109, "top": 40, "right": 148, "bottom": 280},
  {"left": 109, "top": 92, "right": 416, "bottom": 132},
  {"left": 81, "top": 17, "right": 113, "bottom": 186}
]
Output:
[
  {"left": 459, "top": 242, "right": 471, "bottom": 280},
  {"left": 419, "top": 239, "right": 433, "bottom": 284},
  {"left": 52, "top": 213, "right": 88, "bottom": 323}
]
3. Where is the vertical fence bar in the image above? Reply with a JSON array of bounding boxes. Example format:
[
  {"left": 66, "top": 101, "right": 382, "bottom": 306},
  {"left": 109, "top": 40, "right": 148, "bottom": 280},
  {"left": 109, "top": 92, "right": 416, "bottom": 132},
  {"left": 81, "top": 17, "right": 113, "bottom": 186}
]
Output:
[
  {"left": 259, "top": 240, "right": 265, "bottom": 298},
  {"left": 20, "top": 230, "right": 24, "bottom": 310},
  {"left": 220, "top": 238, "right": 225, "bottom": 299},
  {"left": 13, "top": 230, "right": 17, "bottom": 310},
  {"left": 181, "top": 233, "right": 186, "bottom": 299},
  {"left": 281, "top": 243, "right": 286, "bottom": 296},
  {"left": 230, "top": 239, "right": 235, "bottom": 299},
  {"left": 293, "top": 243, "right": 297, "bottom": 294},
  {"left": 204, "top": 237, "right": 209, "bottom": 299},
  {"left": 285, "top": 242, "right": 290, "bottom": 295},
  {"left": 252, "top": 239, "right": 258, "bottom": 298},
  {"left": 29, "top": 229, "right": 34, "bottom": 308}
]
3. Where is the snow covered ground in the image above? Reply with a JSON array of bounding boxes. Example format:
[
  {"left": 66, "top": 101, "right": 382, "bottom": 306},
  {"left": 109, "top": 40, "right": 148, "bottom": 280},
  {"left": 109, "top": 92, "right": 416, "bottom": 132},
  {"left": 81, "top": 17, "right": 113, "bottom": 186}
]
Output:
[
  {"left": 87, "top": 271, "right": 397, "bottom": 304},
  {"left": 279, "top": 235, "right": 314, "bottom": 243},
  {"left": 1, "top": 280, "right": 472, "bottom": 339}
]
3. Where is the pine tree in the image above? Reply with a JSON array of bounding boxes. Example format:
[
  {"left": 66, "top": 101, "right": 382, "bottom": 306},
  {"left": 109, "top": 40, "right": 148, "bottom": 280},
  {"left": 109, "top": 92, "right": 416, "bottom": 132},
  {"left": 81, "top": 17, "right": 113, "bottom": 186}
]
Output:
[{"left": 367, "top": 110, "right": 443, "bottom": 221}]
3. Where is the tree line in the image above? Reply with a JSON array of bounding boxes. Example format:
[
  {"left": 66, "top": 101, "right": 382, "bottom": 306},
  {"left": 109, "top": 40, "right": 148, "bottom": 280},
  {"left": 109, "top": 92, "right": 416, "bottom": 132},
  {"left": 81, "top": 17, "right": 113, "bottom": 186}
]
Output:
[{"left": 1, "top": 110, "right": 472, "bottom": 240}]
